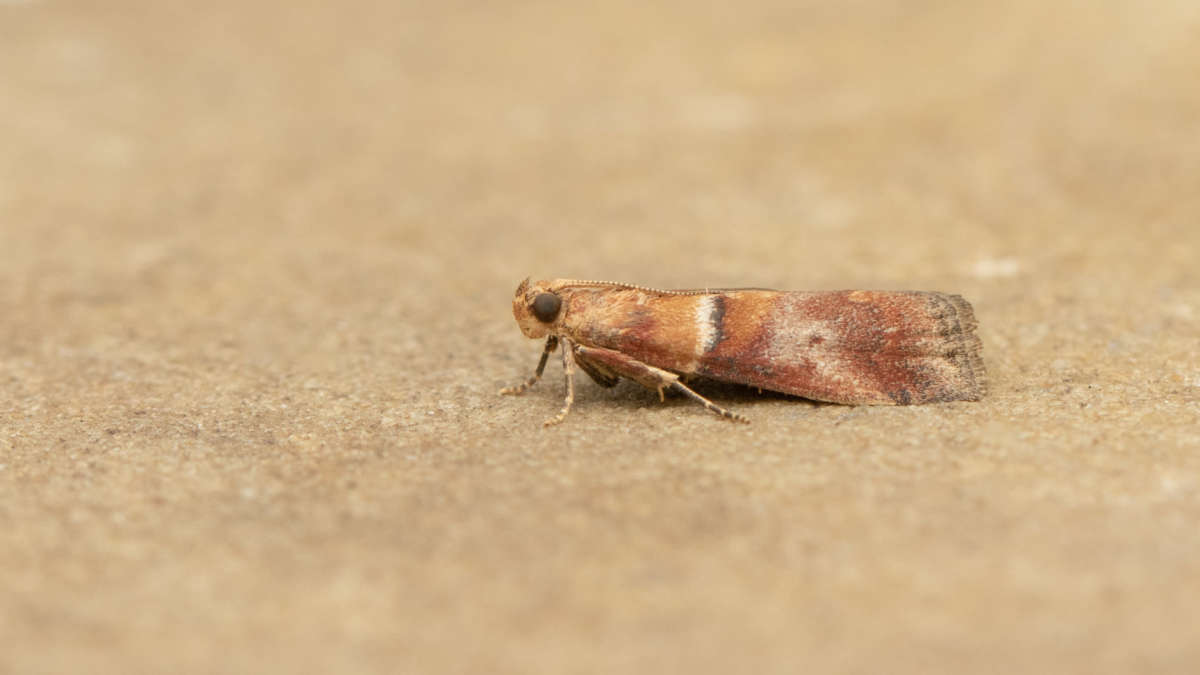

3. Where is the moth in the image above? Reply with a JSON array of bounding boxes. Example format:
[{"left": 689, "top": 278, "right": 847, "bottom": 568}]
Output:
[{"left": 501, "top": 278, "right": 985, "bottom": 426}]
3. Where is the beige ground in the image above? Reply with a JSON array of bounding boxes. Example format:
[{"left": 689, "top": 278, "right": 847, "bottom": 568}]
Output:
[{"left": 2, "top": 1, "right": 1199, "bottom": 673}]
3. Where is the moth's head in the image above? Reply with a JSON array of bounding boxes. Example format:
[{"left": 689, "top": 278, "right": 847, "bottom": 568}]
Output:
[{"left": 512, "top": 277, "right": 565, "bottom": 339}]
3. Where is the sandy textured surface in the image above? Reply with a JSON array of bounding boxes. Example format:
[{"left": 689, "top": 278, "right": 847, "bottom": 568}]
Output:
[{"left": 3, "top": 1, "right": 1199, "bottom": 673}]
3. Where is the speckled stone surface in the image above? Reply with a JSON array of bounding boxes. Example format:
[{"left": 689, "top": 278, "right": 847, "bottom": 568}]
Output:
[{"left": 2, "top": 1, "right": 1198, "bottom": 673}]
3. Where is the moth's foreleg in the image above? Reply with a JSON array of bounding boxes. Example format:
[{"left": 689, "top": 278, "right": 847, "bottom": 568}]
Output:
[
  {"left": 573, "top": 345, "right": 749, "bottom": 423},
  {"left": 500, "top": 336, "right": 558, "bottom": 396},
  {"left": 542, "top": 337, "right": 577, "bottom": 427}
]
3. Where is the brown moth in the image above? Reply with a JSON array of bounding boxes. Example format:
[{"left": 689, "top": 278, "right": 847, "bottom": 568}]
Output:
[{"left": 501, "top": 278, "right": 986, "bottom": 426}]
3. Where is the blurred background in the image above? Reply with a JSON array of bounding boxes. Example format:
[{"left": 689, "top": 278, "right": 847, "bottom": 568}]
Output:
[{"left": 2, "top": 1, "right": 1198, "bottom": 673}]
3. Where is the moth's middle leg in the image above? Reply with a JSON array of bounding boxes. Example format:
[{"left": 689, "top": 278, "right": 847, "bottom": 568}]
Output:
[
  {"left": 573, "top": 345, "right": 749, "bottom": 423},
  {"left": 542, "top": 337, "right": 578, "bottom": 427}
]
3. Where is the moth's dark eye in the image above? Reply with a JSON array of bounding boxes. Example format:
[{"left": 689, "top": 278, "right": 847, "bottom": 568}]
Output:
[{"left": 531, "top": 292, "right": 562, "bottom": 323}]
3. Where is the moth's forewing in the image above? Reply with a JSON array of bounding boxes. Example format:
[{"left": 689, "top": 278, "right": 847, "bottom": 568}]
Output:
[{"left": 556, "top": 286, "right": 985, "bottom": 405}]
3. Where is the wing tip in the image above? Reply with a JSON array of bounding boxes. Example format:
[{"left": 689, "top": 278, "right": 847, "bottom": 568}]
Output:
[{"left": 935, "top": 293, "right": 987, "bottom": 401}]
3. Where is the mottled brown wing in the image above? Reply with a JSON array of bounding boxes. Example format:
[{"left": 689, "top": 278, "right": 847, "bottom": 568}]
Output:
[{"left": 695, "top": 291, "right": 986, "bottom": 405}]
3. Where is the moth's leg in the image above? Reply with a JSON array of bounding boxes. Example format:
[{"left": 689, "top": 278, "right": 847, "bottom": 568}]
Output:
[
  {"left": 668, "top": 380, "right": 750, "bottom": 424},
  {"left": 500, "top": 336, "right": 558, "bottom": 395},
  {"left": 543, "top": 337, "right": 578, "bottom": 427},
  {"left": 573, "top": 345, "right": 749, "bottom": 423}
]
